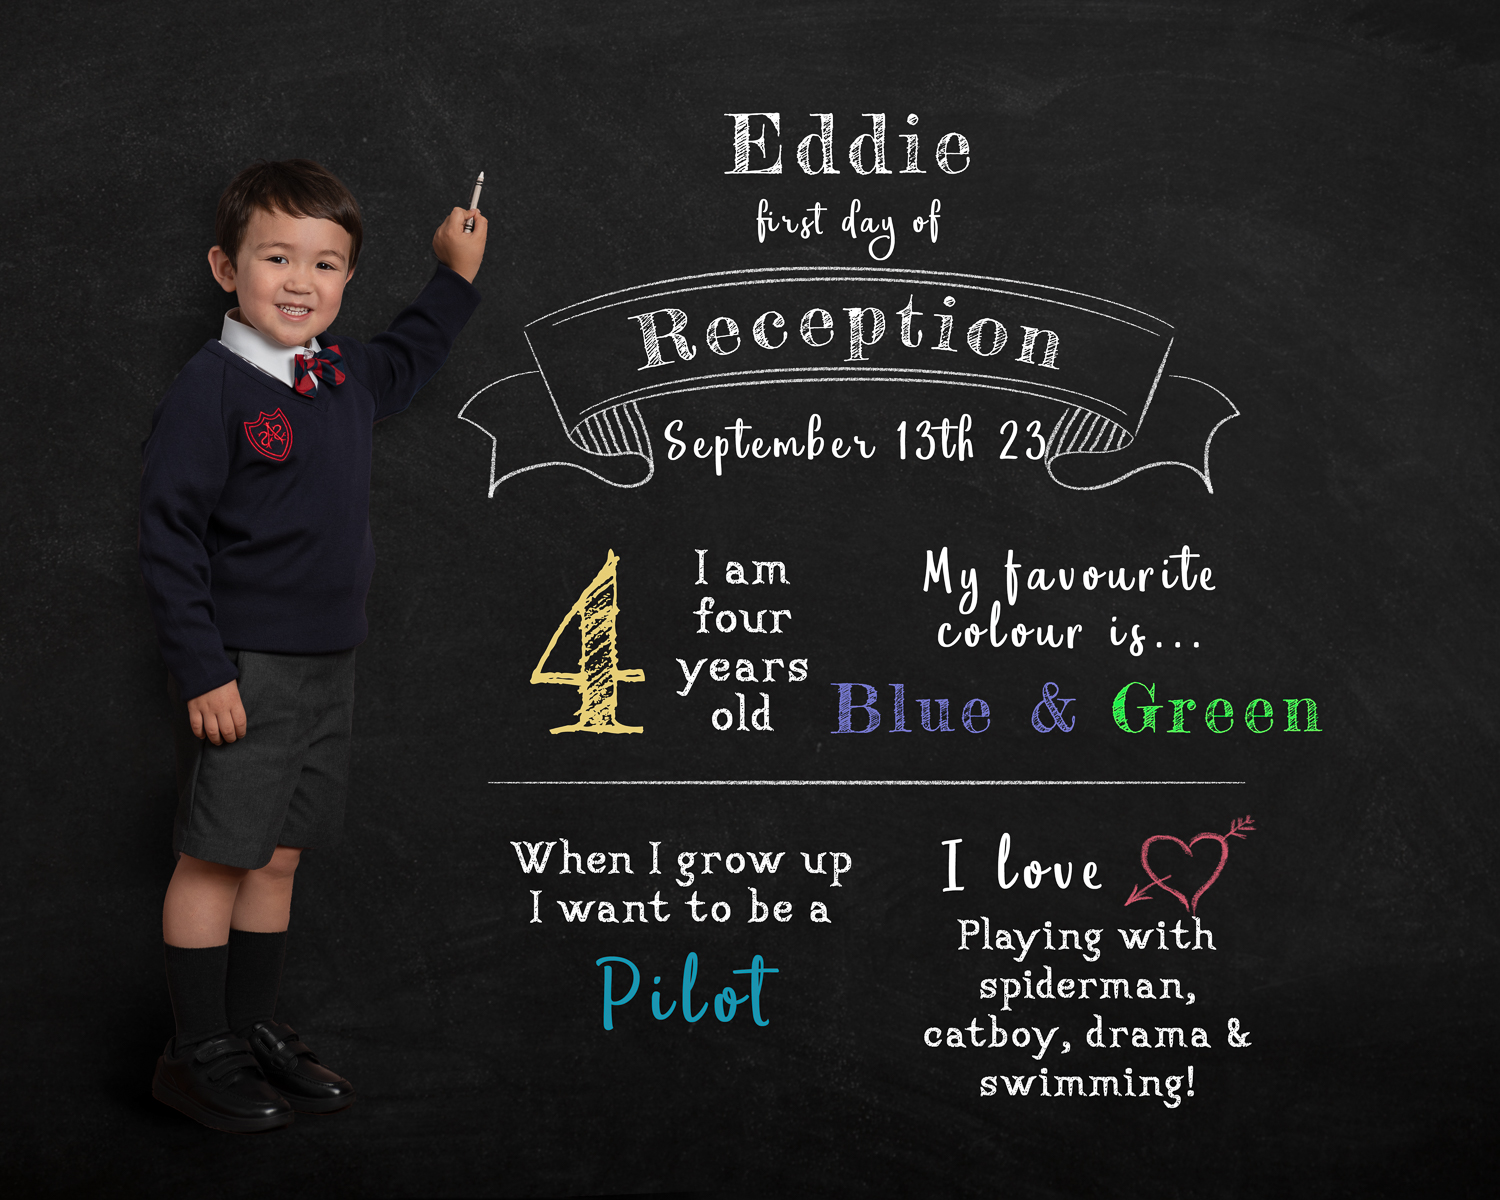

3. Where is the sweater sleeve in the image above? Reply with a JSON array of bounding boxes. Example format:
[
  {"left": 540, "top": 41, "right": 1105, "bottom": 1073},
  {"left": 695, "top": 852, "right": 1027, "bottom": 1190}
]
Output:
[
  {"left": 362, "top": 264, "right": 483, "bottom": 421},
  {"left": 138, "top": 352, "right": 238, "bottom": 700}
]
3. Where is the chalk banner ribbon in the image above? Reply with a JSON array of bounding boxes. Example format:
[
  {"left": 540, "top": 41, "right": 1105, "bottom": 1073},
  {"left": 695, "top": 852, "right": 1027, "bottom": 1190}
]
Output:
[{"left": 459, "top": 267, "right": 1238, "bottom": 493}]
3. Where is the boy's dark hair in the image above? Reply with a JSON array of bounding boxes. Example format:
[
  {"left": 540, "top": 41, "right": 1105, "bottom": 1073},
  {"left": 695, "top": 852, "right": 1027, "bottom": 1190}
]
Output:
[{"left": 215, "top": 159, "right": 363, "bottom": 270}]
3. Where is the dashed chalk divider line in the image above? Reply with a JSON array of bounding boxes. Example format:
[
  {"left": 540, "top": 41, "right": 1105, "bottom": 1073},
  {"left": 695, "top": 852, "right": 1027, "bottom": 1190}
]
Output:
[{"left": 488, "top": 779, "right": 1246, "bottom": 786}]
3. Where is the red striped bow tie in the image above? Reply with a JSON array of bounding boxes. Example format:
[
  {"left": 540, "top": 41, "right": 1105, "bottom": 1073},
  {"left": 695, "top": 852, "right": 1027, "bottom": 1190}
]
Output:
[{"left": 293, "top": 345, "right": 346, "bottom": 396}]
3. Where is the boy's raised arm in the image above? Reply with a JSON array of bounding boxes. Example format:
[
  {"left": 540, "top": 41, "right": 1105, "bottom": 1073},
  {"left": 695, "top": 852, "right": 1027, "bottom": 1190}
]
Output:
[{"left": 361, "top": 207, "right": 488, "bottom": 421}]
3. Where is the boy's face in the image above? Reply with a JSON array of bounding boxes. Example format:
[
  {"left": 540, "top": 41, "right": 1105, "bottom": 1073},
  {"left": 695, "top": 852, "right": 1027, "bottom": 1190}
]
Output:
[{"left": 207, "top": 208, "right": 355, "bottom": 347}]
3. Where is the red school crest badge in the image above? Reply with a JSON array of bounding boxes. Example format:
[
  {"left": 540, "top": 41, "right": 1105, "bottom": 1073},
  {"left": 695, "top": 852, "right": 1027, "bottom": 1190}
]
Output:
[{"left": 243, "top": 409, "right": 293, "bottom": 461}]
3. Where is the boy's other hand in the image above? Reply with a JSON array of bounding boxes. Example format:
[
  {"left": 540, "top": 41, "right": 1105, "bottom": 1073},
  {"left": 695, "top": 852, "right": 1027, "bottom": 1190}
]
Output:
[
  {"left": 433, "top": 207, "right": 488, "bottom": 283},
  {"left": 188, "top": 680, "right": 247, "bottom": 745}
]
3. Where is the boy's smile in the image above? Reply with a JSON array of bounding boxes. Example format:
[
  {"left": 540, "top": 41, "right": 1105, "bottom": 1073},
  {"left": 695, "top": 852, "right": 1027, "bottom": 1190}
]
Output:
[{"left": 208, "top": 209, "right": 355, "bottom": 348}]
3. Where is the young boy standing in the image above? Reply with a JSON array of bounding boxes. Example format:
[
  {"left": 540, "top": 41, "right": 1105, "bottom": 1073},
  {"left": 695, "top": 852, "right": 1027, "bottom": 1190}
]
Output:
[{"left": 139, "top": 160, "right": 487, "bottom": 1132}]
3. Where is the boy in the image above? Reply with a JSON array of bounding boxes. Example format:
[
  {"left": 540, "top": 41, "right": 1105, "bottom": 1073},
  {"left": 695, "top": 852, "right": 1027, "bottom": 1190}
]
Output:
[{"left": 139, "top": 159, "right": 487, "bottom": 1133}]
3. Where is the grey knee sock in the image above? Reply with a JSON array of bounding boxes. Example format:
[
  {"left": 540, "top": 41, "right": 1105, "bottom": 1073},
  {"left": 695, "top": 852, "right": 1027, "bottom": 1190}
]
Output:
[
  {"left": 163, "top": 942, "right": 230, "bottom": 1050},
  {"left": 225, "top": 928, "right": 288, "bottom": 1033}
]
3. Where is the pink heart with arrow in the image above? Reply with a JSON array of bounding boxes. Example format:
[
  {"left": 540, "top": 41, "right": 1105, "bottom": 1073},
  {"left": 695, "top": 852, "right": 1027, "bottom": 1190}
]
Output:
[{"left": 1125, "top": 815, "right": 1255, "bottom": 913}]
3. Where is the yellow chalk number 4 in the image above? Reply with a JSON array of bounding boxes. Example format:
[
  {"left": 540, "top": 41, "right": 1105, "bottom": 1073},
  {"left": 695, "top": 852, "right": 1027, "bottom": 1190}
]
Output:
[{"left": 531, "top": 549, "right": 645, "bottom": 734}]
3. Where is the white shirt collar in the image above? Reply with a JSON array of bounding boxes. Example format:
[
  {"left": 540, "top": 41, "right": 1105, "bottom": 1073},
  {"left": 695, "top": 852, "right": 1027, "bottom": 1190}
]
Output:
[{"left": 218, "top": 309, "right": 321, "bottom": 389}]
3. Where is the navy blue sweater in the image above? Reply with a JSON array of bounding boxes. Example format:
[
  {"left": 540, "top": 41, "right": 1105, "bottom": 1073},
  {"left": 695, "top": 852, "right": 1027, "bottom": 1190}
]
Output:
[{"left": 140, "top": 265, "right": 481, "bottom": 699}]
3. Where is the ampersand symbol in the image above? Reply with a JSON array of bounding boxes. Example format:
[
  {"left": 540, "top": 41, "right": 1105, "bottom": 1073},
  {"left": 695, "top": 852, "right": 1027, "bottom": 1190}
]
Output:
[
  {"left": 1227, "top": 1017, "right": 1251, "bottom": 1047},
  {"left": 1031, "top": 681, "right": 1075, "bottom": 732}
]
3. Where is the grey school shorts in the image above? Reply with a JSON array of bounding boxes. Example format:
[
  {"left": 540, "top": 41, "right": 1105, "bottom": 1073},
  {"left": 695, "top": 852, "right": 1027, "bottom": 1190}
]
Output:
[{"left": 169, "top": 648, "right": 356, "bottom": 869}]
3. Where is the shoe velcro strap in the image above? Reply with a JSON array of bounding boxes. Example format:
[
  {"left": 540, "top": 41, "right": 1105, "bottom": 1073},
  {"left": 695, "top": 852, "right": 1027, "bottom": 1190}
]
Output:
[
  {"left": 248, "top": 1022, "right": 304, "bottom": 1070},
  {"left": 205, "top": 1050, "right": 261, "bottom": 1083},
  {"left": 279, "top": 1032, "right": 316, "bottom": 1061},
  {"left": 192, "top": 1037, "right": 262, "bottom": 1083},
  {"left": 265, "top": 1022, "right": 317, "bottom": 1061},
  {"left": 192, "top": 1035, "right": 248, "bottom": 1064}
]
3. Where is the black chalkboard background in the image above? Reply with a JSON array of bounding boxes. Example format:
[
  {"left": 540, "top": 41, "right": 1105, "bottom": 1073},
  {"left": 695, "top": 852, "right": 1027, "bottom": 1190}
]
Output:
[{"left": 2, "top": 1, "right": 1497, "bottom": 1196}]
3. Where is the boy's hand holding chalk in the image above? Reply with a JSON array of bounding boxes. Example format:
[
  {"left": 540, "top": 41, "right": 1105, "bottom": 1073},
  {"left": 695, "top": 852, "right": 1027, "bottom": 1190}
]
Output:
[
  {"left": 463, "top": 171, "right": 483, "bottom": 231},
  {"left": 434, "top": 171, "right": 487, "bottom": 283}
]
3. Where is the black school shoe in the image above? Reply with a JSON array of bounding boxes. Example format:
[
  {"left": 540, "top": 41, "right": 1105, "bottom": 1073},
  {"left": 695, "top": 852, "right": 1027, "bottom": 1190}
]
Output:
[
  {"left": 243, "top": 1020, "right": 356, "bottom": 1114},
  {"left": 152, "top": 1034, "right": 295, "bottom": 1133}
]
